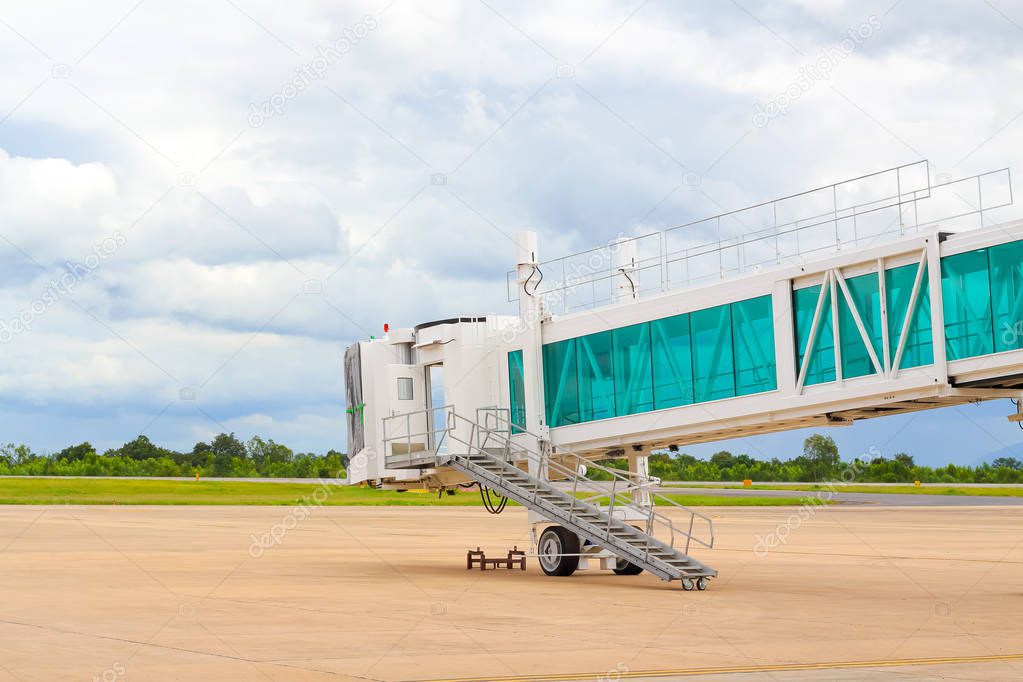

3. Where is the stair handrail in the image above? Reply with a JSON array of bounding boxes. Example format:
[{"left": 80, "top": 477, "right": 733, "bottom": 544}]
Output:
[
  {"left": 470, "top": 408, "right": 714, "bottom": 552},
  {"left": 450, "top": 411, "right": 705, "bottom": 570},
  {"left": 382, "top": 404, "right": 456, "bottom": 463},
  {"left": 476, "top": 407, "right": 652, "bottom": 491},
  {"left": 383, "top": 404, "right": 714, "bottom": 556}
]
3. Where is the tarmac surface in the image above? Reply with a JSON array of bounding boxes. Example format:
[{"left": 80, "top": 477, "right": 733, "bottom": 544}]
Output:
[
  {"left": 651, "top": 485, "right": 1023, "bottom": 506},
  {"left": 0, "top": 504, "right": 1021, "bottom": 681}
]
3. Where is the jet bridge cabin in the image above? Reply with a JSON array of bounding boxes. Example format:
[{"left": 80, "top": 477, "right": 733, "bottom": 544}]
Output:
[{"left": 342, "top": 161, "right": 1022, "bottom": 588}]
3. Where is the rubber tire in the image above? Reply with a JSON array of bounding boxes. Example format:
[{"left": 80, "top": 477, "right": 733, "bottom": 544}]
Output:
[
  {"left": 537, "top": 526, "right": 580, "bottom": 577},
  {"left": 696, "top": 577, "right": 708, "bottom": 591},
  {"left": 681, "top": 577, "right": 695, "bottom": 591},
  {"left": 612, "top": 558, "right": 643, "bottom": 575}
]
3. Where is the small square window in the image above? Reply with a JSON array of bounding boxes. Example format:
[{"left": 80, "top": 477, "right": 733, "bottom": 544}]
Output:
[{"left": 397, "top": 377, "right": 413, "bottom": 400}]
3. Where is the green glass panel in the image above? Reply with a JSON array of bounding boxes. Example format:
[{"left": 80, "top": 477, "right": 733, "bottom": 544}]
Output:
[
  {"left": 542, "top": 339, "right": 578, "bottom": 427},
  {"left": 838, "top": 273, "right": 882, "bottom": 379},
  {"left": 507, "top": 350, "right": 525, "bottom": 434},
  {"left": 542, "top": 293, "right": 781, "bottom": 426},
  {"left": 651, "top": 314, "right": 694, "bottom": 409},
  {"left": 576, "top": 331, "right": 615, "bottom": 421},
  {"left": 941, "top": 249, "right": 993, "bottom": 360},
  {"left": 691, "top": 304, "right": 735, "bottom": 402},
  {"left": 731, "top": 295, "right": 777, "bottom": 395},
  {"left": 989, "top": 240, "right": 1023, "bottom": 352},
  {"left": 885, "top": 263, "right": 933, "bottom": 369},
  {"left": 793, "top": 284, "right": 836, "bottom": 385},
  {"left": 612, "top": 323, "right": 653, "bottom": 416}
]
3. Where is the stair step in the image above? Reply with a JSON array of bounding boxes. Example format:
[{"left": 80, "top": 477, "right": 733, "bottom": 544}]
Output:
[
  {"left": 452, "top": 444, "right": 714, "bottom": 580},
  {"left": 651, "top": 552, "right": 682, "bottom": 560}
]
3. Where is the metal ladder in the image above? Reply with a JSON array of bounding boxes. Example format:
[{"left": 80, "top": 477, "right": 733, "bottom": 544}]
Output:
[
  {"left": 384, "top": 407, "right": 717, "bottom": 585},
  {"left": 444, "top": 445, "right": 715, "bottom": 583}
]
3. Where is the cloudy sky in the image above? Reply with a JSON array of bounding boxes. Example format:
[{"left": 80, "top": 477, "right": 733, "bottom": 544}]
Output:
[{"left": 1, "top": 0, "right": 1022, "bottom": 465}]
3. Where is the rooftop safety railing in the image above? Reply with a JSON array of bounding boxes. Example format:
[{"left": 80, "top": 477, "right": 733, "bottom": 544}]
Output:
[{"left": 507, "top": 161, "right": 1014, "bottom": 314}]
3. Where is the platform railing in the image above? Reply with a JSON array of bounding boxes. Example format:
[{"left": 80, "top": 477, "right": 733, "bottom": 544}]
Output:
[
  {"left": 381, "top": 404, "right": 454, "bottom": 468},
  {"left": 383, "top": 403, "right": 714, "bottom": 561},
  {"left": 507, "top": 163, "right": 1013, "bottom": 313},
  {"left": 469, "top": 406, "right": 713, "bottom": 558}
]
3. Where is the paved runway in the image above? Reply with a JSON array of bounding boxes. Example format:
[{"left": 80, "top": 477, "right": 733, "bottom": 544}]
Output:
[
  {"left": 552, "top": 480, "right": 1023, "bottom": 506},
  {"left": 1, "top": 505, "right": 1021, "bottom": 680},
  {"left": 652, "top": 485, "right": 1023, "bottom": 506}
]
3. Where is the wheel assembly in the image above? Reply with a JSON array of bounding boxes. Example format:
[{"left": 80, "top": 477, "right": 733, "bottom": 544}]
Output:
[
  {"left": 537, "top": 526, "right": 580, "bottom": 577},
  {"left": 681, "top": 577, "right": 695, "bottom": 591},
  {"left": 612, "top": 558, "right": 643, "bottom": 575}
]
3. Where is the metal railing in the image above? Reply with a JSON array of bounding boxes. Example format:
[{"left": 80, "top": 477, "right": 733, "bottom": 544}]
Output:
[
  {"left": 474, "top": 408, "right": 714, "bottom": 560},
  {"left": 381, "top": 404, "right": 453, "bottom": 468},
  {"left": 387, "top": 404, "right": 714, "bottom": 561},
  {"left": 507, "top": 162, "right": 1014, "bottom": 313}
]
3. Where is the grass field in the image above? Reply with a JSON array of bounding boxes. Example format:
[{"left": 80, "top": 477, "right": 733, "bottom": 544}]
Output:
[
  {"left": 0, "top": 477, "right": 823, "bottom": 507},
  {"left": 582, "top": 490, "right": 830, "bottom": 507},
  {"left": 657, "top": 492, "right": 830, "bottom": 506},
  {"left": 713, "top": 484, "right": 1023, "bottom": 497}
]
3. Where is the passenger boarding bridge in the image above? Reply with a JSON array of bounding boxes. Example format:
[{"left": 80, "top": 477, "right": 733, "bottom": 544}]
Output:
[{"left": 344, "top": 161, "right": 1021, "bottom": 588}]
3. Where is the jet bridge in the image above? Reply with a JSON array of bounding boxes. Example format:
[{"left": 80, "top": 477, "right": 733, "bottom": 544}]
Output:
[{"left": 344, "top": 161, "right": 1021, "bottom": 588}]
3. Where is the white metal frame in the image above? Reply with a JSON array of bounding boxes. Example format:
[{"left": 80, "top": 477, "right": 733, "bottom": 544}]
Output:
[
  {"left": 509, "top": 163, "right": 1013, "bottom": 314},
  {"left": 525, "top": 220, "right": 1023, "bottom": 457}
]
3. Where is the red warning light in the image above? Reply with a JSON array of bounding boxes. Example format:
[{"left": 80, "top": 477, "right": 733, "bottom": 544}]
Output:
[{"left": 384, "top": 323, "right": 390, "bottom": 333}]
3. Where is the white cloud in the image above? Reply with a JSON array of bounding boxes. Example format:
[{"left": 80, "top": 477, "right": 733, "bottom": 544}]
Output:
[
  {"left": 0, "top": 150, "right": 118, "bottom": 262},
  {"left": 0, "top": 0, "right": 1020, "bottom": 461}
]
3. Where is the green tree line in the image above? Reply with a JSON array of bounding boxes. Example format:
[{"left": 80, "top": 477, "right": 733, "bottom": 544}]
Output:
[
  {"left": 2, "top": 432, "right": 1022, "bottom": 483},
  {"left": 0, "top": 434, "right": 347, "bottom": 479},
  {"left": 591, "top": 434, "right": 1023, "bottom": 484}
]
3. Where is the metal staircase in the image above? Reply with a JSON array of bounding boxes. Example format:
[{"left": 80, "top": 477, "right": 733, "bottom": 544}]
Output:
[{"left": 383, "top": 406, "right": 716, "bottom": 587}]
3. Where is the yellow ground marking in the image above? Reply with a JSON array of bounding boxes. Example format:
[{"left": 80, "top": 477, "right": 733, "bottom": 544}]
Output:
[{"left": 419, "top": 652, "right": 1023, "bottom": 682}]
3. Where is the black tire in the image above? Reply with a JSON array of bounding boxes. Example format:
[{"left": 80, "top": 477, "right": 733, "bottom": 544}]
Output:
[
  {"left": 537, "top": 526, "right": 580, "bottom": 577},
  {"left": 612, "top": 558, "right": 643, "bottom": 576}
]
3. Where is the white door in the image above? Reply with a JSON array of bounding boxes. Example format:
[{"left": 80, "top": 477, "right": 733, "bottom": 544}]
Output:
[{"left": 425, "top": 364, "right": 447, "bottom": 453}]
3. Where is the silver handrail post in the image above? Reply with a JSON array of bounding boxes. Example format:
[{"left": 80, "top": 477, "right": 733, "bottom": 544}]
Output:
[
  {"left": 643, "top": 510, "right": 651, "bottom": 563},
  {"left": 469, "top": 421, "right": 476, "bottom": 460},
  {"left": 531, "top": 448, "right": 540, "bottom": 506},
  {"left": 570, "top": 465, "right": 578, "bottom": 518},
  {"left": 606, "top": 478, "right": 616, "bottom": 540},
  {"left": 405, "top": 411, "right": 412, "bottom": 461}
]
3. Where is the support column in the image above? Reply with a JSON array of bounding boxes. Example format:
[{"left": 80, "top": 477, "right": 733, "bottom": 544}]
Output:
[
  {"left": 516, "top": 231, "right": 539, "bottom": 320},
  {"left": 772, "top": 278, "right": 796, "bottom": 395},
  {"left": 926, "top": 235, "right": 948, "bottom": 385},
  {"left": 628, "top": 449, "right": 651, "bottom": 508},
  {"left": 615, "top": 237, "right": 638, "bottom": 303},
  {"left": 516, "top": 231, "right": 547, "bottom": 479}
]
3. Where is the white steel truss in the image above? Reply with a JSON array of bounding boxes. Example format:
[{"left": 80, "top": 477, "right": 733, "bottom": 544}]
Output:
[{"left": 795, "top": 247, "right": 930, "bottom": 394}]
